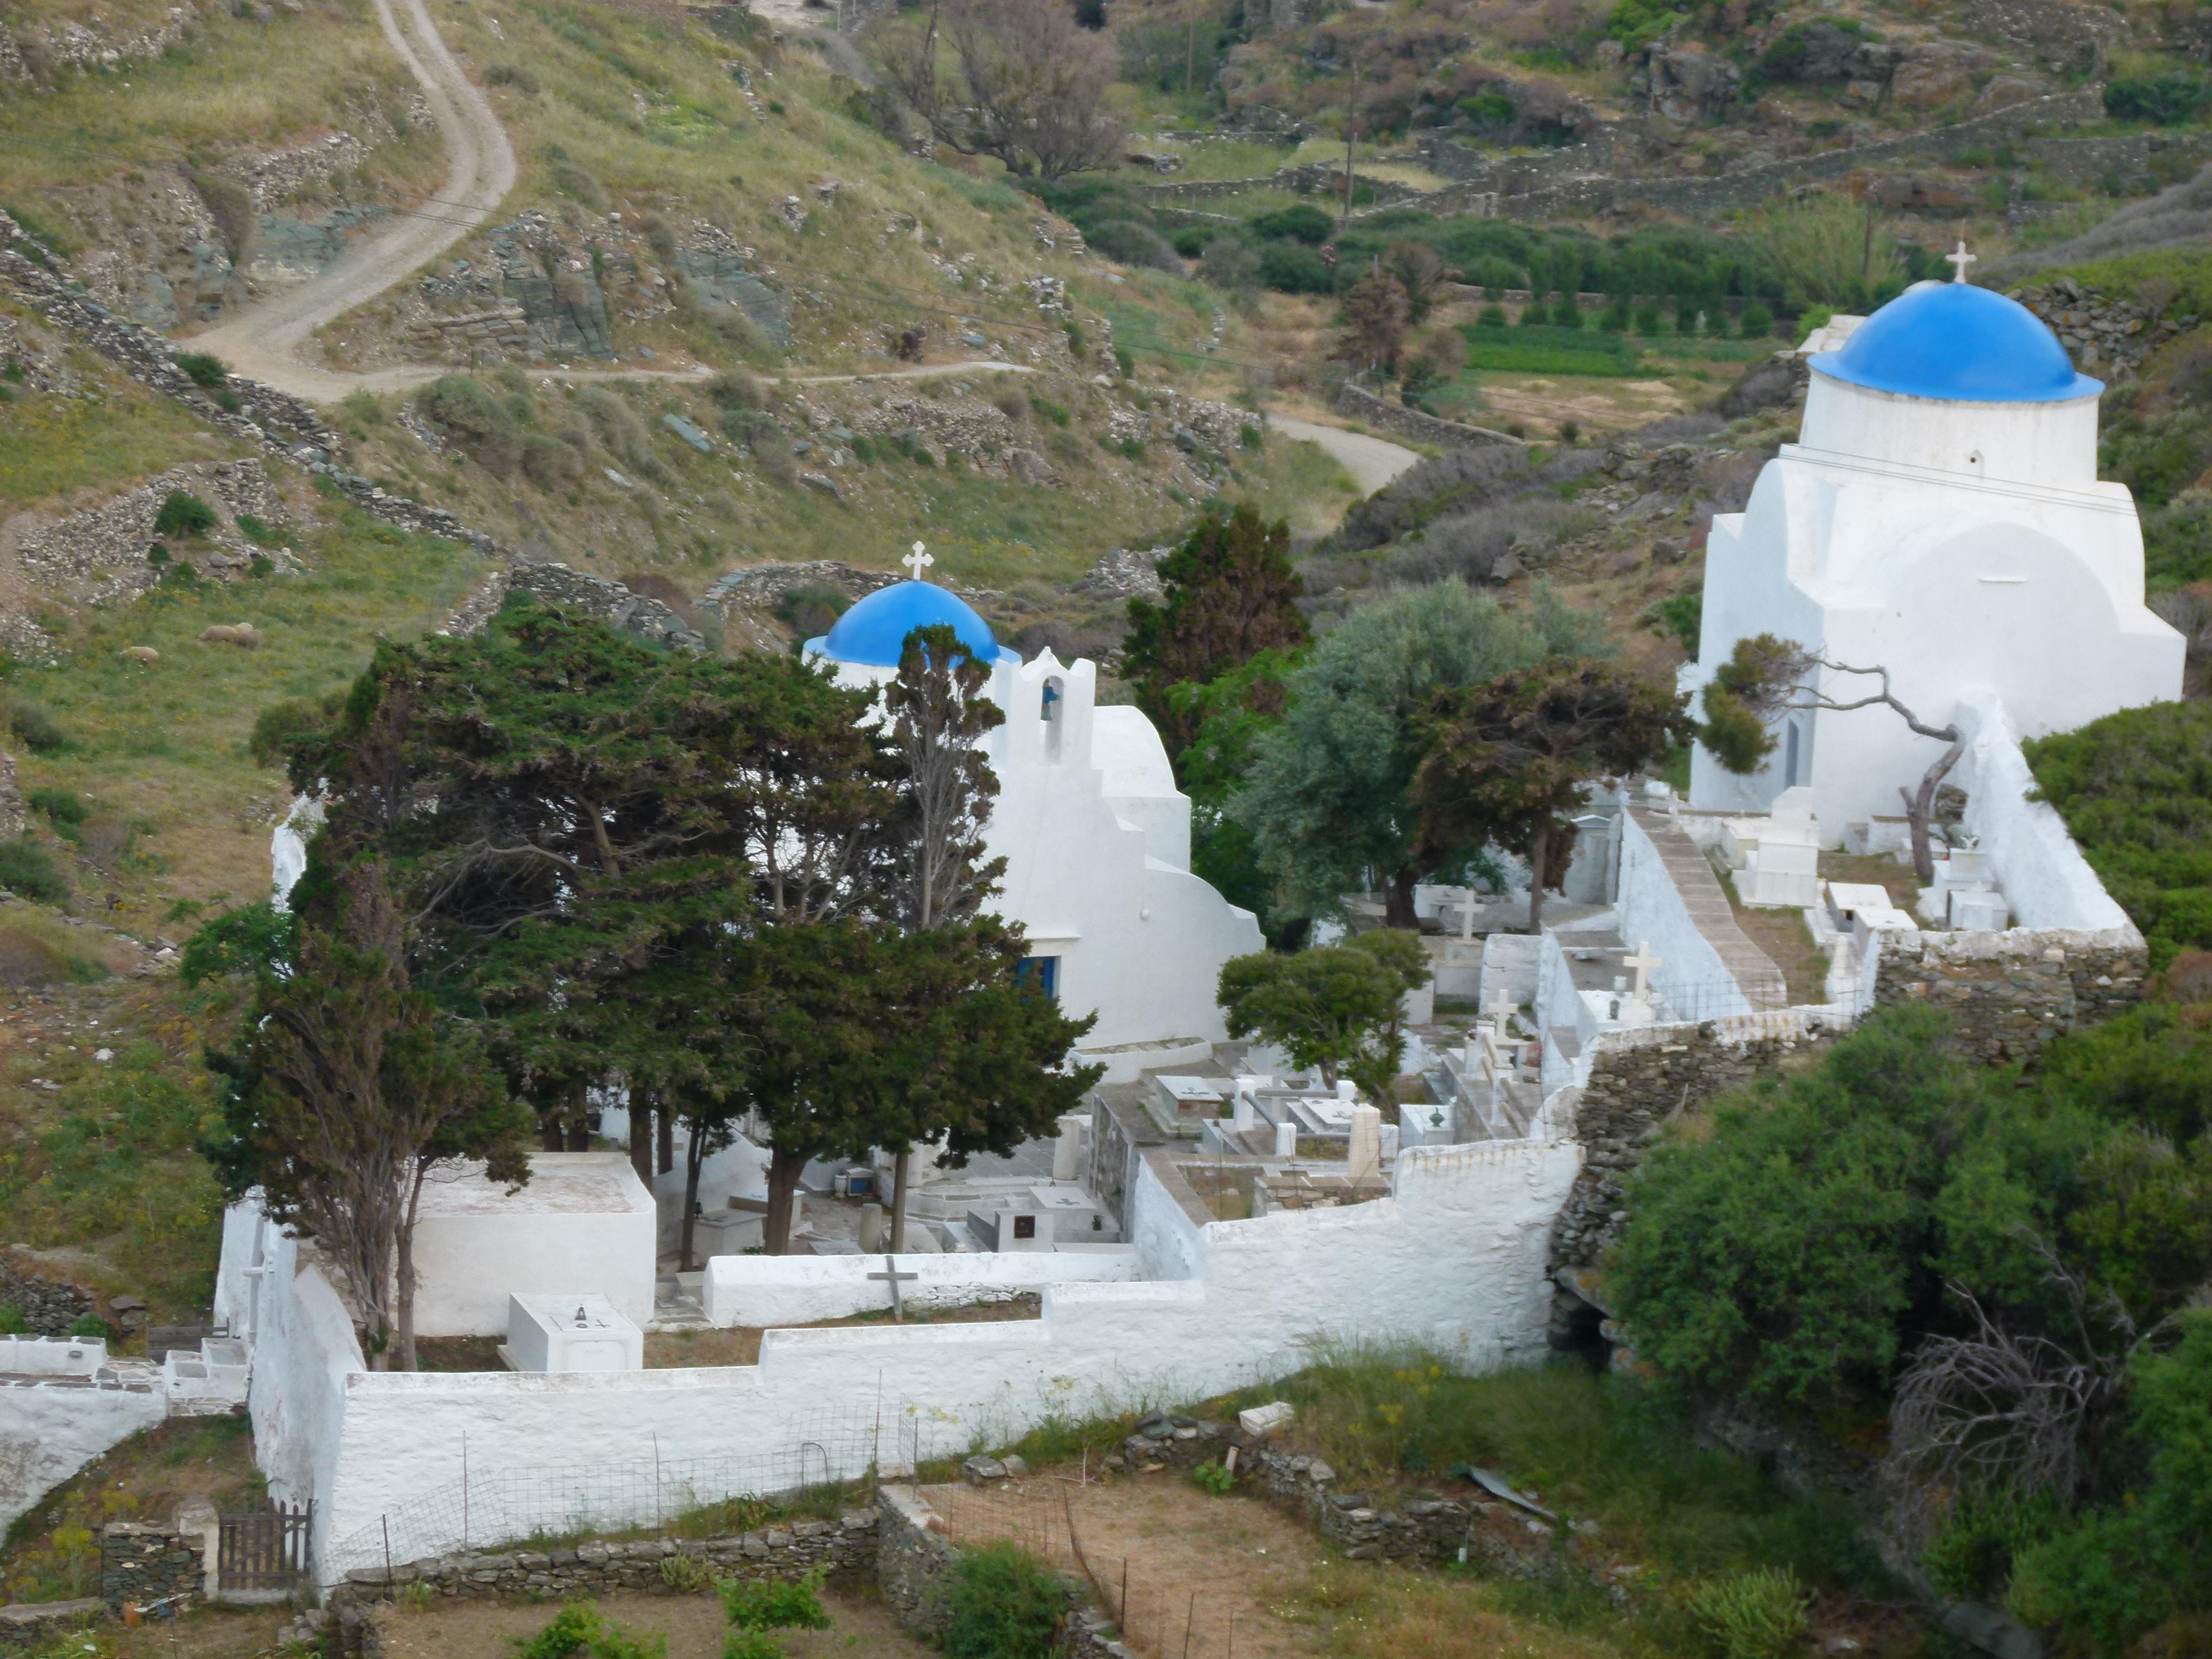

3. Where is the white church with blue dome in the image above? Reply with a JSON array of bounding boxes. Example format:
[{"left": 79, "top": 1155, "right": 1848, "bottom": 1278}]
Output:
[
  {"left": 1688, "top": 268, "right": 2186, "bottom": 837},
  {"left": 809, "top": 560, "right": 1264, "bottom": 1077}
]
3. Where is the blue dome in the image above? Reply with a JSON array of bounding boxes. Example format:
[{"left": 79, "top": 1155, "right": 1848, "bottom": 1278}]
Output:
[
  {"left": 1812, "top": 282, "right": 2102, "bottom": 404},
  {"left": 812, "top": 581, "right": 1008, "bottom": 667}
]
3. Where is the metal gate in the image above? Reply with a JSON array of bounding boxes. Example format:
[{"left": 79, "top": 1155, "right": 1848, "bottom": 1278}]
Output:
[{"left": 219, "top": 1499, "right": 312, "bottom": 1591}]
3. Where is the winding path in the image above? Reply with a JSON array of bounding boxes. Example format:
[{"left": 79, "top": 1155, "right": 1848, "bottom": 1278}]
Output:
[
  {"left": 1267, "top": 413, "right": 1421, "bottom": 495},
  {"left": 184, "top": 0, "right": 515, "bottom": 402}
]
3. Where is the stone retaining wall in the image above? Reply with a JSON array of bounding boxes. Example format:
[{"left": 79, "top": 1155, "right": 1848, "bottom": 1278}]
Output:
[
  {"left": 1414, "top": 87, "right": 2105, "bottom": 221},
  {"left": 1335, "top": 378, "right": 1523, "bottom": 453},
  {"left": 0, "top": 1599, "right": 102, "bottom": 1652},
  {"left": 441, "top": 564, "right": 708, "bottom": 651},
  {"left": 1873, "top": 928, "right": 2146, "bottom": 1065},
  {"left": 323, "top": 1511, "right": 879, "bottom": 1655}
]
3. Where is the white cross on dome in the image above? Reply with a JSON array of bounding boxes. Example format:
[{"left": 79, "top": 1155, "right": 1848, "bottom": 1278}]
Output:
[
  {"left": 903, "top": 542, "right": 933, "bottom": 583},
  {"left": 1946, "top": 240, "right": 1976, "bottom": 284}
]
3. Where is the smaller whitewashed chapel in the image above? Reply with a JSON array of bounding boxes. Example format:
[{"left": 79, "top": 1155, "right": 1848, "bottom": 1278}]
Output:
[
  {"left": 807, "top": 568, "right": 1263, "bottom": 1075},
  {"left": 1687, "top": 271, "right": 2185, "bottom": 838}
]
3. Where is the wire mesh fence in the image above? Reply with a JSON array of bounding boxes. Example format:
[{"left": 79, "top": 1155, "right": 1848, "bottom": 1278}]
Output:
[
  {"left": 920, "top": 1474, "right": 1253, "bottom": 1659},
  {"left": 321, "top": 1407, "right": 894, "bottom": 1583}
]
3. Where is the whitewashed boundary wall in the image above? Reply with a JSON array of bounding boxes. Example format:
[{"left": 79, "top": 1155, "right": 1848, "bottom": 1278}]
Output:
[
  {"left": 700, "top": 1248, "right": 1142, "bottom": 1328},
  {"left": 1617, "top": 812, "right": 1757, "bottom": 1023},
  {"left": 0, "top": 1338, "right": 168, "bottom": 1533},
  {"left": 224, "top": 1134, "right": 1576, "bottom": 1584},
  {"left": 1950, "top": 688, "right": 2136, "bottom": 933}
]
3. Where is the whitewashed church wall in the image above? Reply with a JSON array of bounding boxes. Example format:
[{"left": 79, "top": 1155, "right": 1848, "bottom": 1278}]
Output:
[
  {"left": 0, "top": 1373, "right": 169, "bottom": 1534},
  {"left": 1951, "top": 689, "right": 2135, "bottom": 933},
  {"left": 242, "top": 1242, "right": 363, "bottom": 1572},
  {"left": 1618, "top": 813, "right": 1756, "bottom": 1022},
  {"left": 1798, "top": 377, "right": 2101, "bottom": 491},
  {"left": 699, "top": 1249, "right": 1142, "bottom": 1328},
  {"left": 289, "top": 1140, "right": 1574, "bottom": 1577},
  {"left": 1092, "top": 706, "right": 1193, "bottom": 871},
  {"left": 410, "top": 1197, "right": 657, "bottom": 1338}
]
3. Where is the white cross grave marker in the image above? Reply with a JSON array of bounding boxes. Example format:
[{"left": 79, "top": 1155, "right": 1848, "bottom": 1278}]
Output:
[
  {"left": 1623, "top": 941, "right": 1663, "bottom": 1004},
  {"left": 903, "top": 541, "right": 933, "bottom": 582},
  {"left": 868, "top": 1254, "right": 919, "bottom": 1322},
  {"left": 1946, "top": 240, "right": 1976, "bottom": 285},
  {"left": 1484, "top": 984, "right": 1514, "bottom": 1043}
]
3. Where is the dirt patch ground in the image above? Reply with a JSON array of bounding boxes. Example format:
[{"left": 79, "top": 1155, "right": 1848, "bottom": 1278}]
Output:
[
  {"left": 371, "top": 1582, "right": 931, "bottom": 1659},
  {"left": 922, "top": 1472, "right": 1333, "bottom": 1659}
]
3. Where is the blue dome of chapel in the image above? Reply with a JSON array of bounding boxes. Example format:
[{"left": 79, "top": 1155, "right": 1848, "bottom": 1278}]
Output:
[
  {"left": 1812, "top": 281, "right": 2102, "bottom": 404},
  {"left": 814, "top": 581, "right": 1009, "bottom": 667}
]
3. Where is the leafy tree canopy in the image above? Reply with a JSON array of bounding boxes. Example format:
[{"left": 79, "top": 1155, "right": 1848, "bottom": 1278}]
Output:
[{"left": 1218, "top": 929, "right": 1432, "bottom": 1100}]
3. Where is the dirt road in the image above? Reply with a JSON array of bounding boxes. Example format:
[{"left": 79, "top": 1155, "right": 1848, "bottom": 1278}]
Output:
[
  {"left": 1267, "top": 413, "right": 1420, "bottom": 495},
  {"left": 181, "top": 0, "right": 515, "bottom": 401}
]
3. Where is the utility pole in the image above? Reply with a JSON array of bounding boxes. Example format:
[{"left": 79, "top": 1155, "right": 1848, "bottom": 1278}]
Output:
[
  {"left": 1186, "top": 12, "right": 1197, "bottom": 95},
  {"left": 1342, "top": 57, "right": 1358, "bottom": 223}
]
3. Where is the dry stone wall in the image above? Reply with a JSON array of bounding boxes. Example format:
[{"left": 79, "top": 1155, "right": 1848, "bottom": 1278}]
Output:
[
  {"left": 324, "top": 1512, "right": 877, "bottom": 1655},
  {"left": 1336, "top": 378, "right": 1522, "bottom": 452},
  {"left": 99, "top": 1521, "right": 204, "bottom": 1612},
  {"left": 0, "top": 1258, "right": 94, "bottom": 1335},
  {"left": 1873, "top": 928, "right": 2146, "bottom": 1065},
  {"left": 9, "top": 459, "right": 290, "bottom": 609}
]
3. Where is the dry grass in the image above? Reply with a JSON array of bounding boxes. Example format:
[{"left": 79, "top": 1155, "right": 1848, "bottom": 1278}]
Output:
[
  {"left": 0, "top": 338, "right": 225, "bottom": 509},
  {"left": 0, "top": 0, "right": 439, "bottom": 195}
]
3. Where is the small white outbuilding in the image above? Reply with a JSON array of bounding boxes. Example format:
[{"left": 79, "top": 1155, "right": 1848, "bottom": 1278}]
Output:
[
  {"left": 409, "top": 1153, "right": 656, "bottom": 1337},
  {"left": 1687, "top": 274, "right": 2185, "bottom": 839}
]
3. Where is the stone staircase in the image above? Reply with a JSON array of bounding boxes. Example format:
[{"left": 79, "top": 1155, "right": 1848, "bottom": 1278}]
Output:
[
  {"left": 1628, "top": 806, "right": 1790, "bottom": 1011},
  {"left": 650, "top": 1273, "right": 710, "bottom": 1333}
]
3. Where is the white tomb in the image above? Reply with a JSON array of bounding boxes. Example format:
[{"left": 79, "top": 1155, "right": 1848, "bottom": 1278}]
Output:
[
  {"left": 503, "top": 1293, "right": 644, "bottom": 1373},
  {"left": 1687, "top": 272, "right": 2184, "bottom": 837},
  {"left": 807, "top": 554, "right": 1264, "bottom": 1076},
  {"left": 410, "top": 1153, "right": 657, "bottom": 1337}
]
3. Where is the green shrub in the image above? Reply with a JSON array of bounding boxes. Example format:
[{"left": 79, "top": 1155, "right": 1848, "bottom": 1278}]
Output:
[
  {"left": 514, "top": 1602, "right": 668, "bottom": 1659},
  {"left": 0, "top": 1304, "right": 24, "bottom": 1334},
  {"left": 235, "top": 514, "right": 279, "bottom": 546},
  {"left": 153, "top": 491, "right": 217, "bottom": 538},
  {"left": 941, "top": 1543, "right": 1064, "bottom": 1659},
  {"left": 1191, "top": 1459, "right": 1234, "bottom": 1495},
  {"left": 719, "top": 1569, "right": 829, "bottom": 1631},
  {"left": 174, "top": 352, "right": 228, "bottom": 388},
  {"left": 1737, "top": 303, "right": 1775, "bottom": 338},
  {"left": 248, "top": 695, "right": 335, "bottom": 769},
  {"left": 1086, "top": 221, "right": 1183, "bottom": 272},
  {"left": 68, "top": 1313, "right": 111, "bottom": 1341},
  {"left": 0, "top": 839, "right": 68, "bottom": 903},
  {"left": 1063, "top": 320, "right": 1088, "bottom": 359},
  {"left": 658, "top": 1554, "right": 712, "bottom": 1592},
  {"left": 1687, "top": 1567, "right": 1810, "bottom": 1659},
  {"left": 2105, "top": 72, "right": 2212, "bottom": 125},
  {"left": 1240, "top": 422, "right": 1264, "bottom": 451},
  {"left": 1031, "top": 396, "right": 1070, "bottom": 428},
  {"left": 486, "top": 60, "right": 541, "bottom": 93},
  {"left": 28, "top": 788, "right": 88, "bottom": 831},
  {"left": 418, "top": 375, "right": 524, "bottom": 475},
  {"left": 1922, "top": 1487, "right": 2062, "bottom": 1603},
  {"left": 720, "top": 1631, "right": 781, "bottom": 1659},
  {"left": 1249, "top": 204, "right": 1334, "bottom": 245}
]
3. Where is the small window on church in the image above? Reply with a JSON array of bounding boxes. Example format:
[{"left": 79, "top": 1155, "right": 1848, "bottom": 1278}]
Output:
[
  {"left": 1041, "top": 676, "right": 1065, "bottom": 762},
  {"left": 1016, "top": 955, "right": 1060, "bottom": 999},
  {"left": 1967, "top": 449, "right": 1985, "bottom": 477}
]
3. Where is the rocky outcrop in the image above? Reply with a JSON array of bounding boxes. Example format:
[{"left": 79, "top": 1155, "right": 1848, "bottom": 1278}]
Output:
[
  {"left": 441, "top": 564, "right": 708, "bottom": 651},
  {"left": 1634, "top": 40, "right": 1742, "bottom": 123}
]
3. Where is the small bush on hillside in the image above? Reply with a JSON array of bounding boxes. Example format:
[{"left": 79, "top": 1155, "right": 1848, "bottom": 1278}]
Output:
[
  {"left": 1687, "top": 1568, "right": 1809, "bottom": 1659},
  {"left": 67, "top": 1313, "right": 111, "bottom": 1342},
  {"left": 2105, "top": 72, "right": 2212, "bottom": 125},
  {"left": 658, "top": 1554, "right": 712, "bottom": 1592},
  {"left": 485, "top": 61, "right": 541, "bottom": 93},
  {"left": 249, "top": 693, "right": 342, "bottom": 769},
  {"left": 235, "top": 514, "right": 279, "bottom": 546},
  {"left": 0, "top": 1304, "right": 23, "bottom": 1334},
  {"left": 418, "top": 375, "right": 523, "bottom": 475},
  {"left": 0, "top": 840, "right": 66, "bottom": 904},
  {"left": 153, "top": 491, "right": 217, "bottom": 539},
  {"left": 1250, "top": 203, "right": 1334, "bottom": 245},
  {"left": 941, "top": 1544, "right": 1064, "bottom": 1659},
  {"left": 1085, "top": 221, "right": 1183, "bottom": 272},
  {"left": 0, "top": 927, "right": 71, "bottom": 986},
  {"left": 4, "top": 699, "right": 63, "bottom": 754},
  {"left": 28, "top": 789, "right": 87, "bottom": 832},
  {"left": 720, "top": 1569, "right": 828, "bottom": 1631},
  {"left": 549, "top": 157, "right": 608, "bottom": 211},
  {"left": 773, "top": 584, "right": 847, "bottom": 640},
  {"left": 174, "top": 352, "right": 228, "bottom": 388}
]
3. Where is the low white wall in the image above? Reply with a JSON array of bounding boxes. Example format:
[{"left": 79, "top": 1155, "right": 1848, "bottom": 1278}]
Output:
[
  {"left": 700, "top": 1249, "right": 1141, "bottom": 1328},
  {"left": 1618, "top": 812, "right": 1755, "bottom": 1022},
  {"left": 0, "top": 1379, "right": 168, "bottom": 1533},
  {"left": 275, "top": 1134, "right": 1576, "bottom": 1582},
  {"left": 1952, "top": 688, "right": 2135, "bottom": 933},
  {"left": 0, "top": 1335, "right": 107, "bottom": 1377}
]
